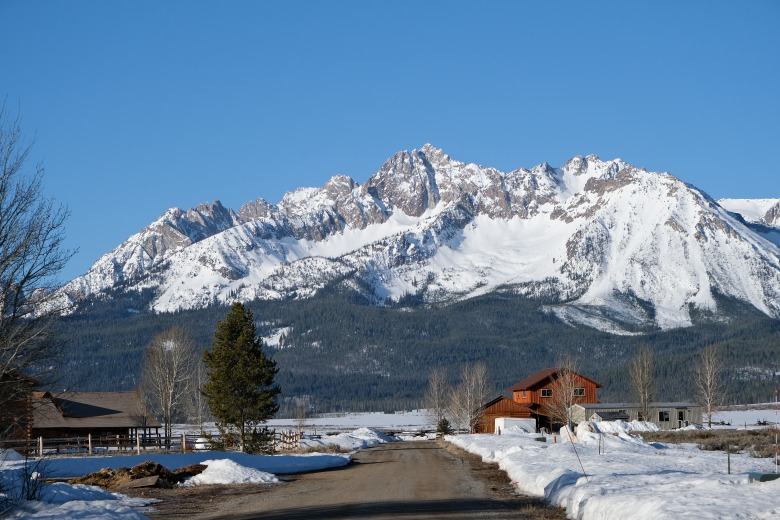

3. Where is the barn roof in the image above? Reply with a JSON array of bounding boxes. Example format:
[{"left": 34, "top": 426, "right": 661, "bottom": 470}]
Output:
[
  {"left": 508, "top": 368, "right": 603, "bottom": 392},
  {"left": 32, "top": 392, "right": 161, "bottom": 430}
]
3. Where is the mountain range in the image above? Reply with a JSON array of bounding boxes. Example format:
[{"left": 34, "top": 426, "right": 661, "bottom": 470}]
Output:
[{"left": 59, "top": 145, "right": 780, "bottom": 334}]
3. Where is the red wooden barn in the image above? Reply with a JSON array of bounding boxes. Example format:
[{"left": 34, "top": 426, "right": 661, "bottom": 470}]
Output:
[{"left": 494, "top": 367, "right": 603, "bottom": 432}]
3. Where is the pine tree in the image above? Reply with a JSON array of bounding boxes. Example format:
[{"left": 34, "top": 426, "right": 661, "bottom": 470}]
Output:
[{"left": 203, "top": 302, "right": 280, "bottom": 452}]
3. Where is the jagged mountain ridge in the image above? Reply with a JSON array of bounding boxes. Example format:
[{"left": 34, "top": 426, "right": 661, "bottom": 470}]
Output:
[
  {"left": 61, "top": 145, "right": 780, "bottom": 332},
  {"left": 718, "top": 198, "right": 780, "bottom": 249}
]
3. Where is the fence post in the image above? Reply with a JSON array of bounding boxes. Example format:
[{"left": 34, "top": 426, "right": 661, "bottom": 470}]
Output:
[
  {"left": 38, "top": 436, "right": 43, "bottom": 458},
  {"left": 88, "top": 433, "right": 92, "bottom": 455},
  {"left": 182, "top": 433, "right": 186, "bottom": 453},
  {"left": 136, "top": 430, "right": 141, "bottom": 455}
]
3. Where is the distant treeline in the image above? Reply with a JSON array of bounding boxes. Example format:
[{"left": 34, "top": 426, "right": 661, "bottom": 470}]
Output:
[{"left": 55, "top": 285, "right": 780, "bottom": 414}]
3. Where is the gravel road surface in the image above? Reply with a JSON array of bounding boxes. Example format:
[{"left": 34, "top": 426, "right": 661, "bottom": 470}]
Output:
[{"left": 140, "top": 440, "right": 566, "bottom": 519}]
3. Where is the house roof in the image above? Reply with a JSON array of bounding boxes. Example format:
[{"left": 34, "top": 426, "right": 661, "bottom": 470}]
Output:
[
  {"left": 508, "top": 367, "right": 603, "bottom": 392},
  {"left": 32, "top": 392, "right": 161, "bottom": 430},
  {"left": 573, "top": 402, "right": 700, "bottom": 410}
]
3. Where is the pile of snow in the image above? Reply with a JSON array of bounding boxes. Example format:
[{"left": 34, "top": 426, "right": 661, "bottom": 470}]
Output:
[
  {"left": 181, "top": 459, "right": 278, "bottom": 486},
  {"left": 589, "top": 420, "right": 659, "bottom": 434},
  {"left": 448, "top": 421, "right": 780, "bottom": 519},
  {"left": 300, "top": 427, "right": 396, "bottom": 450}
]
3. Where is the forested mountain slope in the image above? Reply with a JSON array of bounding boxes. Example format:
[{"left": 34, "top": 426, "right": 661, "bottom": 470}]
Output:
[{"left": 58, "top": 288, "right": 780, "bottom": 414}]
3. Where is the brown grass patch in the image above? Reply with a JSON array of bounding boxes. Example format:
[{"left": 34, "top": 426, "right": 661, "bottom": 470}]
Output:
[{"left": 639, "top": 427, "right": 779, "bottom": 458}]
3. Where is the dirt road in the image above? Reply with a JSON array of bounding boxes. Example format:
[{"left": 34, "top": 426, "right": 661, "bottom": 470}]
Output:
[{"left": 142, "top": 440, "right": 565, "bottom": 519}]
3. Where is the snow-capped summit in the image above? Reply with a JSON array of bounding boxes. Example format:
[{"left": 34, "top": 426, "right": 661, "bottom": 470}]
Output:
[{"left": 59, "top": 147, "right": 780, "bottom": 333}]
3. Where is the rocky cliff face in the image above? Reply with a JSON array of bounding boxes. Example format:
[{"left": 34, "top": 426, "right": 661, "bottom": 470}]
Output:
[{"left": 59, "top": 146, "right": 780, "bottom": 333}]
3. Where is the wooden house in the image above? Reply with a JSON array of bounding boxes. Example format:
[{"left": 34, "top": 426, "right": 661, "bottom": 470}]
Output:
[{"left": 505, "top": 368, "right": 603, "bottom": 432}]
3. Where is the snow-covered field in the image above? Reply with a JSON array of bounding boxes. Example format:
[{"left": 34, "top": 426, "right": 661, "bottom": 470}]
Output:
[
  {"left": 449, "top": 418, "right": 779, "bottom": 519},
  {"left": 2, "top": 407, "right": 778, "bottom": 519}
]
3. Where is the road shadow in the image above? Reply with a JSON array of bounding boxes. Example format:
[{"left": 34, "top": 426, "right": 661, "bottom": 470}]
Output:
[{"left": 231, "top": 498, "right": 522, "bottom": 519}]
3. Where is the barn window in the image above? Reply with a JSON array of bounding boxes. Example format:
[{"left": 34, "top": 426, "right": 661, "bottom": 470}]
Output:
[
  {"left": 573, "top": 388, "right": 585, "bottom": 397},
  {"left": 541, "top": 389, "right": 552, "bottom": 398},
  {"left": 659, "top": 411, "right": 670, "bottom": 422},
  {"left": 522, "top": 391, "right": 527, "bottom": 398}
]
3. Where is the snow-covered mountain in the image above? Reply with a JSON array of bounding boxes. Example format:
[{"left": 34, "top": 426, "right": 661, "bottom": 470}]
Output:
[
  {"left": 719, "top": 198, "right": 780, "bottom": 248},
  {"left": 60, "top": 145, "right": 780, "bottom": 332}
]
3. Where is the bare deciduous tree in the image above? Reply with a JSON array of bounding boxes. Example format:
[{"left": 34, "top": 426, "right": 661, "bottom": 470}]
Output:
[
  {"left": 424, "top": 367, "right": 450, "bottom": 429},
  {"left": 546, "top": 356, "right": 580, "bottom": 430},
  {"left": 0, "top": 104, "right": 73, "bottom": 439},
  {"left": 450, "top": 362, "right": 490, "bottom": 433},
  {"left": 629, "top": 345, "right": 657, "bottom": 422},
  {"left": 140, "top": 326, "right": 198, "bottom": 447},
  {"left": 294, "top": 395, "right": 311, "bottom": 434},
  {"left": 184, "top": 356, "right": 211, "bottom": 432},
  {"left": 694, "top": 345, "right": 724, "bottom": 429}
]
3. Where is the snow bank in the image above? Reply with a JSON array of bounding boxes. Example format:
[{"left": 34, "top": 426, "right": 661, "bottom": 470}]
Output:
[
  {"left": 181, "top": 459, "right": 278, "bottom": 486},
  {"left": 448, "top": 421, "right": 780, "bottom": 519},
  {"left": 588, "top": 420, "right": 659, "bottom": 435},
  {"left": 5, "top": 482, "right": 150, "bottom": 519},
  {"left": 300, "top": 427, "right": 395, "bottom": 451}
]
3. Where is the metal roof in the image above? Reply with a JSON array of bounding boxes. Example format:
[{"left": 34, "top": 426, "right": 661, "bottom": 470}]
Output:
[{"left": 573, "top": 402, "right": 700, "bottom": 410}]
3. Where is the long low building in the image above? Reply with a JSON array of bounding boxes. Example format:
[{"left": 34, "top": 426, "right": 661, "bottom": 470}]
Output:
[
  {"left": 570, "top": 402, "right": 702, "bottom": 429},
  {"left": 31, "top": 391, "right": 161, "bottom": 439}
]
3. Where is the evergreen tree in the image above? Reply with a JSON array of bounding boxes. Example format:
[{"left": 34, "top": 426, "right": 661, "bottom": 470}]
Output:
[{"left": 203, "top": 302, "right": 280, "bottom": 452}]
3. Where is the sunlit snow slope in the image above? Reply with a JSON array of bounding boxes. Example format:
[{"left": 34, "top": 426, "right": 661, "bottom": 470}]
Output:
[{"left": 60, "top": 146, "right": 780, "bottom": 332}]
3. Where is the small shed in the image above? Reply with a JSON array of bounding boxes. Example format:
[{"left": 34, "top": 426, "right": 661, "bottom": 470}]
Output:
[{"left": 474, "top": 396, "right": 536, "bottom": 434}]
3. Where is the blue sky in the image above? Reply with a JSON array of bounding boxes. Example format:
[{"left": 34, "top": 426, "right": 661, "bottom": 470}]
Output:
[{"left": 2, "top": 1, "right": 778, "bottom": 282}]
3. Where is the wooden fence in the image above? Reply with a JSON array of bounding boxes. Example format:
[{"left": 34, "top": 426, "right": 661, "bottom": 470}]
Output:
[{"left": 0, "top": 430, "right": 303, "bottom": 458}]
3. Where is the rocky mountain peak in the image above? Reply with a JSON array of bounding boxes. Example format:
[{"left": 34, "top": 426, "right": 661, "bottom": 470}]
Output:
[
  {"left": 237, "top": 197, "right": 277, "bottom": 222},
  {"left": 763, "top": 201, "right": 780, "bottom": 226},
  {"left": 59, "top": 146, "right": 780, "bottom": 334},
  {"left": 323, "top": 175, "right": 359, "bottom": 199}
]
